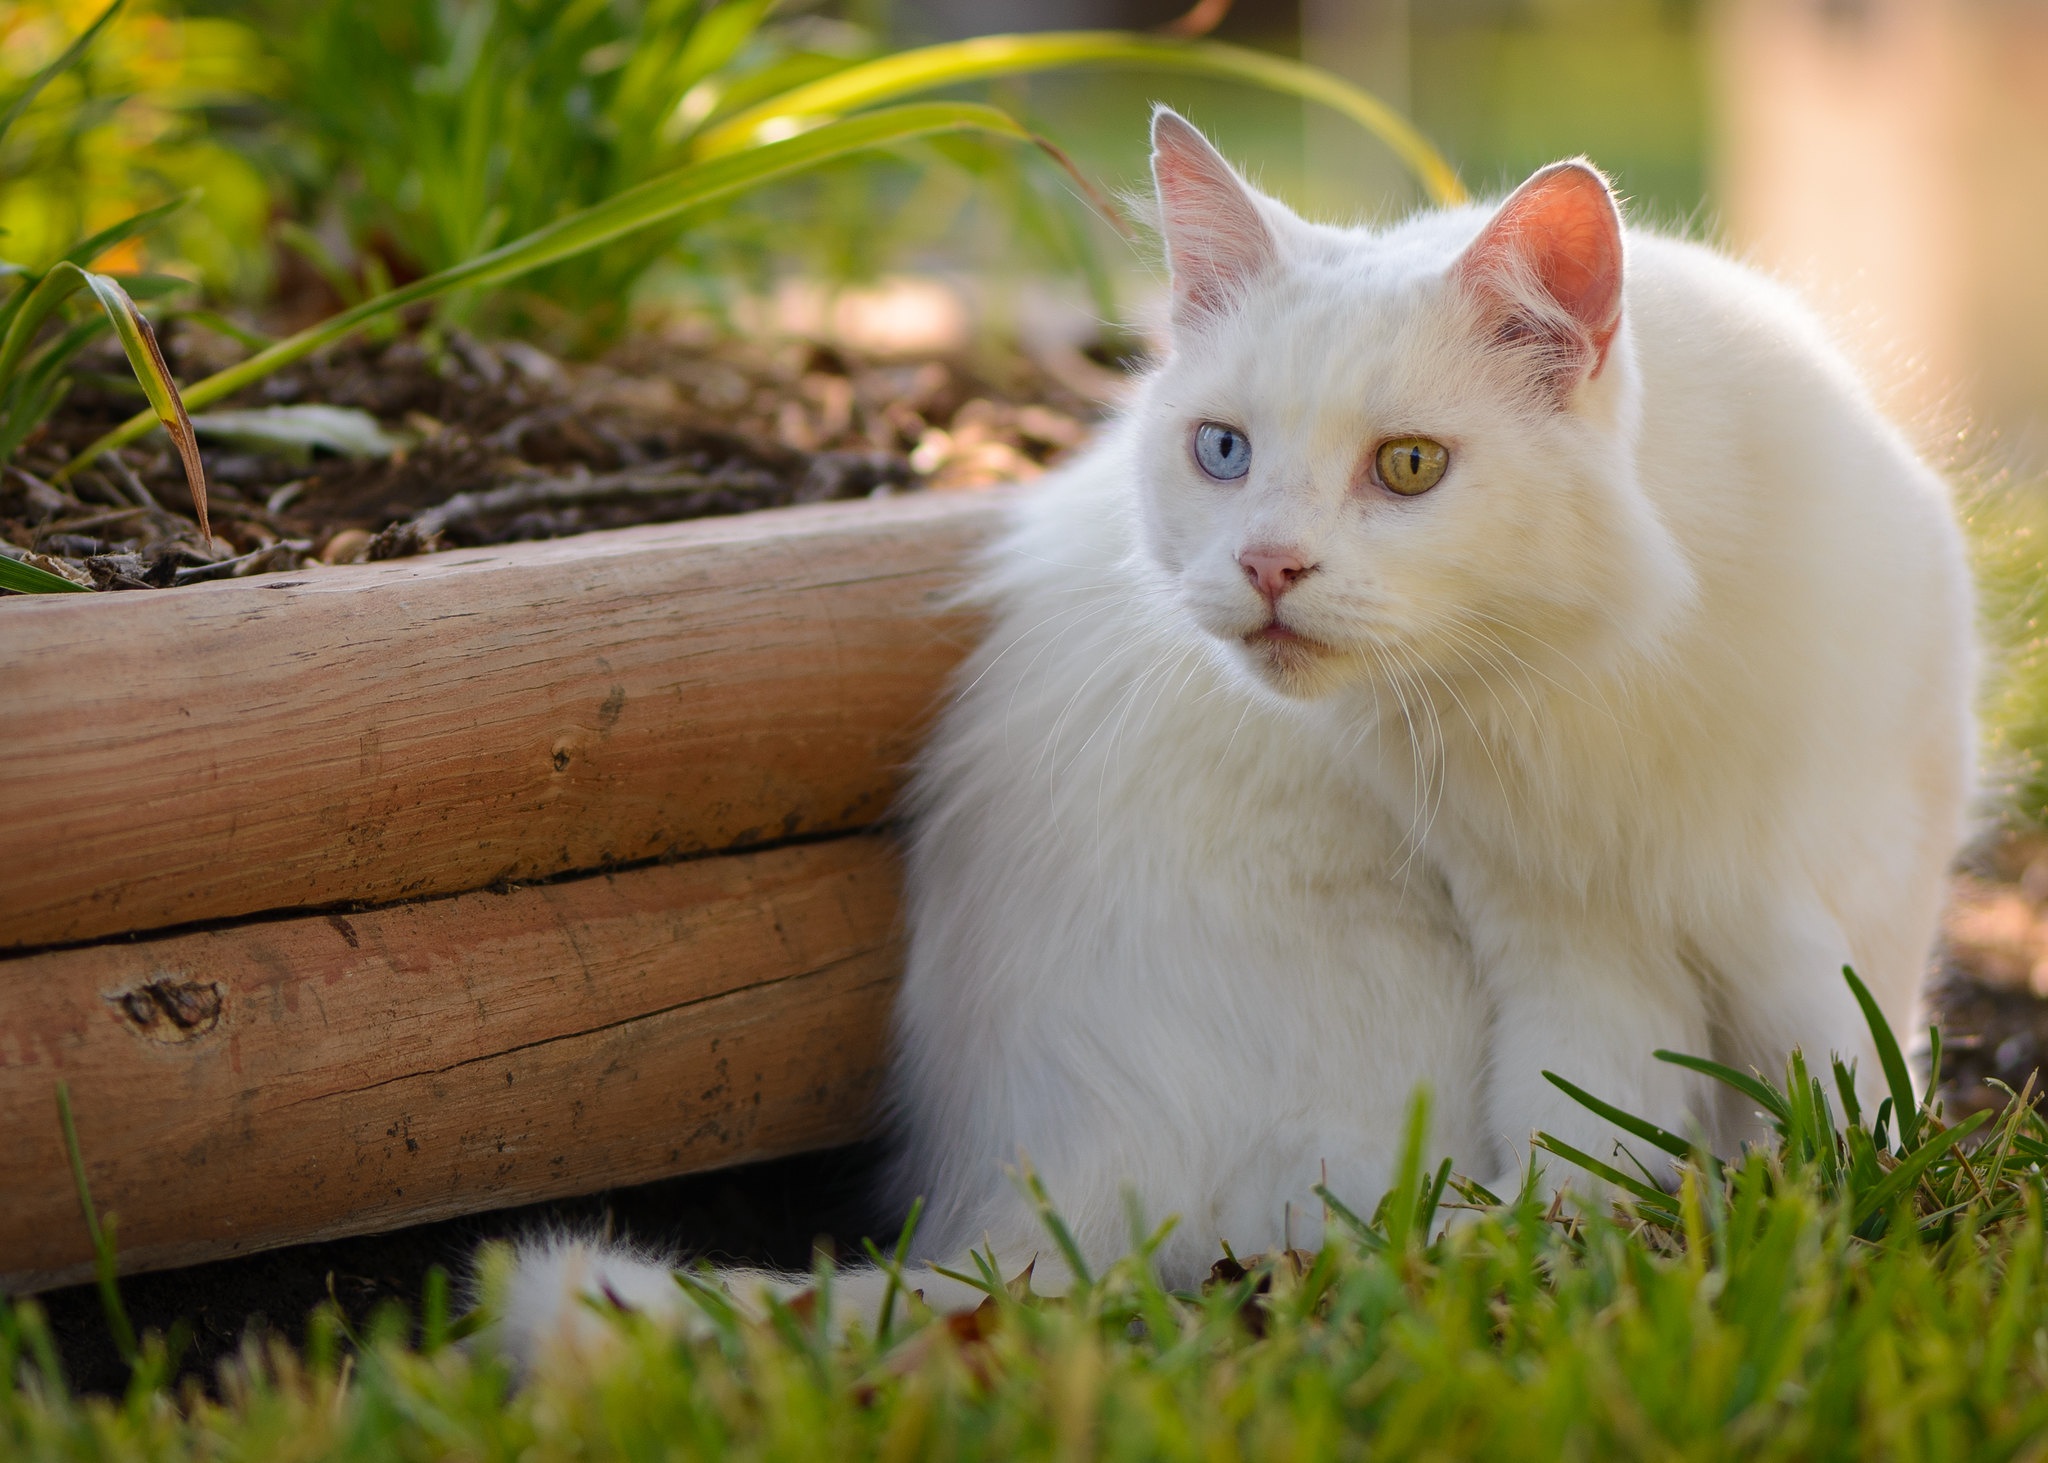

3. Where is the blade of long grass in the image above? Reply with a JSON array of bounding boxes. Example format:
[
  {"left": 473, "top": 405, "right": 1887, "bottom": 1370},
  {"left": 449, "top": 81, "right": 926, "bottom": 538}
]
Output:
[
  {"left": 695, "top": 31, "right": 1465, "bottom": 205},
  {"left": 0, "top": 0, "right": 122, "bottom": 149},
  {"left": 66, "top": 101, "right": 1038, "bottom": 476},
  {"left": 1531, "top": 1132, "right": 1682, "bottom": 1225},
  {"left": 1843, "top": 965, "right": 1921, "bottom": 1151},
  {"left": 1543, "top": 1070, "right": 1703, "bottom": 1164},
  {"left": 1655, "top": 1049, "right": 1793, "bottom": 1127},
  {"left": 1312, "top": 1183, "right": 1388, "bottom": 1252},
  {"left": 0, "top": 554, "right": 90, "bottom": 593},
  {"left": 77, "top": 270, "right": 209, "bottom": 544},
  {"left": 1017, "top": 1160, "right": 1093, "bottom": 1288},
  {"left": 55, "top": 1082, "right": 137, "bottom": 1366},
  {"left": 862, "top": 1194, "right": 925, "bottom": 1343},
  {"left": 1382, "top": 1087, "right": 1431, "bottom": 1252},
  {"left": 1851, "top": 1109, "right": 1990, "bottom": 1233}
]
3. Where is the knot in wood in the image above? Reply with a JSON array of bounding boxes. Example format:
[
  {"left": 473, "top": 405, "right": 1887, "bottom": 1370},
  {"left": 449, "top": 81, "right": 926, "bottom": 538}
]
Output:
[{"left": 110, "top": 977, "right": 224, "bottom": 1042}]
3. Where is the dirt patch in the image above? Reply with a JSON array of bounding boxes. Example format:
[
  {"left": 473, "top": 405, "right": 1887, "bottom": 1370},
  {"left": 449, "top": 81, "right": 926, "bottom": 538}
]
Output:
[{"left": 3, "top": 318, "right": 1125, "bottom": 592}]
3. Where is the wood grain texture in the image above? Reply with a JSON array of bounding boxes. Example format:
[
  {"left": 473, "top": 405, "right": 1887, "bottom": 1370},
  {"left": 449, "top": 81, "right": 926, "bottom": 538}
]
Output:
[
  {"left": 0, "top": 492, "right": 1002, "bottom": 950},
  {"left": 0, "top": 836, "right": 902, "bottom": 1293}
]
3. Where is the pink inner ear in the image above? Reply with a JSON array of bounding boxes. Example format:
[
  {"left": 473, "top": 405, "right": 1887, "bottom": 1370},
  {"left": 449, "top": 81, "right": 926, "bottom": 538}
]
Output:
[
  {"left": 1151, "top": 110, "right": 1275, "bottom": 328},
  {"left": 1456, "top": 161, "right": 1625, "bottom": 377}
]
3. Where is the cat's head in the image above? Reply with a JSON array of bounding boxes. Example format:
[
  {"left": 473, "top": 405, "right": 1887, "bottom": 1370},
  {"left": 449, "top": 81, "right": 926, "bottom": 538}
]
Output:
[{"left": 1132, "top": 108, "right": 1692, "bottom": 708}]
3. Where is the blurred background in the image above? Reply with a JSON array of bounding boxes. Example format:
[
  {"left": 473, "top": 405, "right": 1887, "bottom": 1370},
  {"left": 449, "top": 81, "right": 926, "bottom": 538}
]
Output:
[
  {"left": 8, "top": 0, "right": 2031, "bottom": 428},
  {"left": 11, "top": 0, "right": 2043, "bottom": 440}
]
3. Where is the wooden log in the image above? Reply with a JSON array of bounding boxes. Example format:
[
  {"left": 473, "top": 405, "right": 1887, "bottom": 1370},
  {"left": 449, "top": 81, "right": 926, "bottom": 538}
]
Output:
[
  {"left": 0, "top": 835, "right": 902, "bottom": 1293},
  {"left": 0, "top": 492, "right": 1002, "bottom": 951}
]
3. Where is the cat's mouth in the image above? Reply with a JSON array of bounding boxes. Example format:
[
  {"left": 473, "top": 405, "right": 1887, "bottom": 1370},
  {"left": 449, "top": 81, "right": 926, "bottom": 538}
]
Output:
[
  {"left": 1244, "top": 619, "right": 1333, "bottom": 661},
  {"left": 1229, "top": 617, "right": 1355, "bottom": 697}
]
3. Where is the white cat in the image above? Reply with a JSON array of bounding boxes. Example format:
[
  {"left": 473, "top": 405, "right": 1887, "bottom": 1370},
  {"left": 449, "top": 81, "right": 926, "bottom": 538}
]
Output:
[{"left": 493, "top": 109, "right": 1975, "bottom": 1366}]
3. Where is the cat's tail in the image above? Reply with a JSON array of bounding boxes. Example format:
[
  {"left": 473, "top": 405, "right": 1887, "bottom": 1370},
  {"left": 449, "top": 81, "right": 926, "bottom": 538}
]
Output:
[{"left": 476, "top": 1232, "right": 1016, "bottom": 1373}]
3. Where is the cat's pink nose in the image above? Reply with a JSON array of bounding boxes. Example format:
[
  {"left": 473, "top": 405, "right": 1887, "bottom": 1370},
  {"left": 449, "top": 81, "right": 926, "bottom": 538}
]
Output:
[{"left": 1239, "top": 547, "right": 1316, "bottom": 604}]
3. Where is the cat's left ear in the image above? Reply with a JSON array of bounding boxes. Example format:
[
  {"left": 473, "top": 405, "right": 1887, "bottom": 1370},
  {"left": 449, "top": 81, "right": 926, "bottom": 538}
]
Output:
[
  {"left": 1150, "top": 107, "right": 1277, "bottom": 332},
  {"left": 1454, "top": 159, "right": 1625, "bottom": 395}
]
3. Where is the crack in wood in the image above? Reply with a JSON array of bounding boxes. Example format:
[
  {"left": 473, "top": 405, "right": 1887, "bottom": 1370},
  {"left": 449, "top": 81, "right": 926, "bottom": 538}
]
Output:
[{"left": 274, "top": 951, "right": 893, "bottom": 1110}]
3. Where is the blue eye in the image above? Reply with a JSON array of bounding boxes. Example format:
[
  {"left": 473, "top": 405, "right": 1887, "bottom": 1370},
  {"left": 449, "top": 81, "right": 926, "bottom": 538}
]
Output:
[{"left": 1193, "top": 422, "right": 1251, "bottom": 481}]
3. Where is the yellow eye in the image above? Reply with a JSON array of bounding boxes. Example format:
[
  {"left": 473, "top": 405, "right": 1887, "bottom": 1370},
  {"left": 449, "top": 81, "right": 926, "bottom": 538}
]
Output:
[{"left": 1375, "top": 436, "right": 1449, "bottom": 496}]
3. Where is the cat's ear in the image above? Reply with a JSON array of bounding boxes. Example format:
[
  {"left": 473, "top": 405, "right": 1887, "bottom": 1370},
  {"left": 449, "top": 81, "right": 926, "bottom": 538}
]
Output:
[
  {"left": 1150, "top": 107, "right": 1277, "bottom": 331},
  {"left": 1454, "top": 159, "right": 1625, "bottom": 396}
]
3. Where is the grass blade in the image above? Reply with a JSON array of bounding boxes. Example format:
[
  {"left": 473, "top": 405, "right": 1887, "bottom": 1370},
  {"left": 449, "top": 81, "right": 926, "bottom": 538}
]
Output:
[
  {"left": 66, "top": 101, "right": 1039, "bottom": 476},
  {"left": 1017, "top": 1160, "right": 1093, "bottom": 1288},
  {"left": 1531, "top": 1132, "right": 1682, "bottom": 1224},
  {"left": 0, "top": 0, "right": 123, "bottom": 150},
  {"left": 1843, "top": 965, "right": 1920, "bottom": 1151},
  {"left": 1312, "top": 1183, "right": 1388, "bottom": 1252},
  {"left": 1851, "top": 1109, "right": 1990, "bottom": 1232},
  {"left": 1382, "top": 1087, "right": 1431, "bottom": 1251},
  {"left": 55, "top": 1082, "right": 137, "bottom": 1366},
  {"left": 1544, "top": 1070, "right": 1699, "bottom": 1162},
  {"left": 694, "top": 32, "right": 1465, "bottom": 205},
  {"left": 862, "top": 1194, "right": 925, "bottom": 1343},
  {"left": 0, "top": 553, "right": 90, "bottom": 594},
  {"left": 1655, "top": 1049, "right": 1793, "bottom": 1127}
]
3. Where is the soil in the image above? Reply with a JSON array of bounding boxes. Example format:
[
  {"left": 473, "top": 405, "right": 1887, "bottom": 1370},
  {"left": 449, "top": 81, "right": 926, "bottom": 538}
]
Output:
[{"left": 1, "top": 315, "right": 1125, "bottom": 591}]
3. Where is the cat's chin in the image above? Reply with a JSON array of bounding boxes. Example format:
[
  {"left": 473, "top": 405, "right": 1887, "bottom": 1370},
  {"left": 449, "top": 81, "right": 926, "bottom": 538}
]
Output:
[{"left": 1229, "top": 626, "right": 1359, "bottom": 700}]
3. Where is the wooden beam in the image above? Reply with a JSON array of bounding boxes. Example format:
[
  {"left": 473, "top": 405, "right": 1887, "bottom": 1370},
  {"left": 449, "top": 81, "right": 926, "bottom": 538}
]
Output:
[
  {"left": 0, "top": 492, "right": 1001, "bottom": 950},
  {"left": 0, "top": 836, "right": 901, "bottom": 1293}
]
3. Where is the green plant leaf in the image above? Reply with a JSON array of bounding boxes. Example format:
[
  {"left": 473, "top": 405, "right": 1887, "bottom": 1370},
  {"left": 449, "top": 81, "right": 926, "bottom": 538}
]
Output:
[
  {"left": 61, "top": 195, "right": 190, "bottom": 273},
  {"left": 76, "top": 270, "right": 210, "bottom": 545},
  {"left": 0, "top": 554, "right": 90, "bottom": 594},
  {"left": 67, "top": 101, "right": 1040, "bottom": 477},
  {"left": 0, "top": 0, "right": 123, "bottom": 151},
  {"left": 1843, "top": 965, "right": 1921, "bottom": 1151},
  {"left": 190, "top": 404, "right": 403, "bottom": 463},
  {"left": 695, "top": 31, "right": 1466, "bottom": 205}
]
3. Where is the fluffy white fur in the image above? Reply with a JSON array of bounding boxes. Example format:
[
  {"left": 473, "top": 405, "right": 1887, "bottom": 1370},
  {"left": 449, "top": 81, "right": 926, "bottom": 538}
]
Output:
[{"left": 488, "top": 110, "right": 1975, "bottom": 1367}]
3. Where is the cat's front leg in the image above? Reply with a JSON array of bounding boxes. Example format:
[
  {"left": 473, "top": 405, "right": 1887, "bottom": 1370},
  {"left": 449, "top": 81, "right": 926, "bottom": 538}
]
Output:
[
  {"left": 1686, "top": 892, "right": 1882, "bottom": 1151},
  {"left": 1474, "top": 915, "right": 1714, "bottom": 1197}
]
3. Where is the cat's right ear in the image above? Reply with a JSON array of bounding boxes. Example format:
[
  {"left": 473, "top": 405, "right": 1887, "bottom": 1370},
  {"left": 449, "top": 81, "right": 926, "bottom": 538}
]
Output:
[
  {"left": 1454, "top": 159, "right": 1625, "bottom": 399},
  {"left": 1150, "top": 108, "right": 1276, "bottom": 331}
]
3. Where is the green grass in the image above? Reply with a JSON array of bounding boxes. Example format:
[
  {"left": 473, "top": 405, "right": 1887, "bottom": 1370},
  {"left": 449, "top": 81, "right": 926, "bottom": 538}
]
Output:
[
  {"left": 11, "top": 972, "right": 2048, "bottom": 1459},
  {"left": 1967, "top": 469, "right": 2048, "bottom": 830}
]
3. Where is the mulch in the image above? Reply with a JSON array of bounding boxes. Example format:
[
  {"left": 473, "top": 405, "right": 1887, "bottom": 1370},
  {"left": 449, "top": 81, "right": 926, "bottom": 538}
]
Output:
[{"left": 2, "top": 315, "right": 1120, "bottom": 591}]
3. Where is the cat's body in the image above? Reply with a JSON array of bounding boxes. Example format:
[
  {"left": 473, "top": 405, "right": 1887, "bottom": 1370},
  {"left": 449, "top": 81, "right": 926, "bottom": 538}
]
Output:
[
  {"left": 491, "top": 112, "right": 1975, "bottom": 1365},
  {"left": 885, "top": 436, "right": 1491, "bottom": 1276}
]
